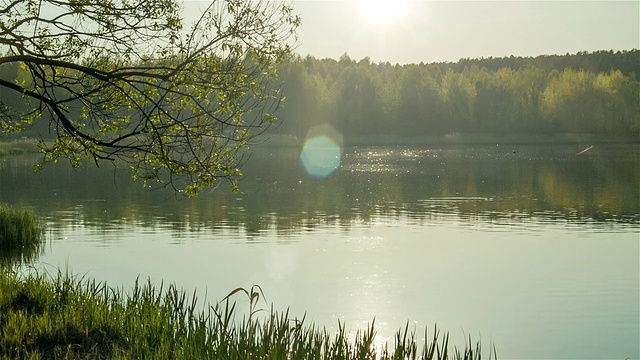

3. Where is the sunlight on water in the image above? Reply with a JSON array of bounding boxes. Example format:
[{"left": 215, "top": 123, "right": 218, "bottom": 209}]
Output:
[
  {"left": 300, "top": 124, "right": 343, "bottom": 177},
  {"left": 2, "top": 145, "right": 639, "bottom": 359}
]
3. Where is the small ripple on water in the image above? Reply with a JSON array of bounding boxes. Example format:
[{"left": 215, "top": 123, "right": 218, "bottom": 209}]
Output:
[{"left": 418, "top": 196, "right": 492, "bottom": 203}]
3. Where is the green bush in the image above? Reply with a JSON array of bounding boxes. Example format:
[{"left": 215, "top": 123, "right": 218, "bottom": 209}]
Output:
[{"left": 0, "top": 203, "right": 44, "bottom": 266}]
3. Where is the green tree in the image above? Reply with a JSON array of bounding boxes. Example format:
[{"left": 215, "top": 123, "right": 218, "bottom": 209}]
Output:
[
  {"left": 541, "top": 69, "right": 605, "bottom": 133},
  {"left": 441, "top": 68, "right": 474, "bottom": 132},
  {"left": 332, "top": 57, "right": 383, "bottom": 137},
  {"left": 0, "top": 0, "right": 299, "bottom": 195},
  {"left": 396, "top": 64, "right": 444, "bottom": 136},
  {"left": 591, "top": 70, "right": 640, "bottom": 134},
  {"left": 276, "top": 56, "right": 331, "bottom": 139}
]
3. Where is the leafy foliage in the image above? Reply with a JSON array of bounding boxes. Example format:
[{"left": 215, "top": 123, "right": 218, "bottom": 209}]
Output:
[
  {"left": 273, "top": 51, "right": 640, "bottom": 141},
  {"left": 0, "top": 0, "right": 300, "bottom": 194}
]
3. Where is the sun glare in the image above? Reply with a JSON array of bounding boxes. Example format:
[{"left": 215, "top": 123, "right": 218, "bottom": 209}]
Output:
[{"left": 358, "top": 0, "right": 407, "bottom": 23}]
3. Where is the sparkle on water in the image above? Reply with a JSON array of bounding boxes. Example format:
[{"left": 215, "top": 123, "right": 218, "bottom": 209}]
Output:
[{"left": 300, "top": 124, "right": 343, "bottom": 178}]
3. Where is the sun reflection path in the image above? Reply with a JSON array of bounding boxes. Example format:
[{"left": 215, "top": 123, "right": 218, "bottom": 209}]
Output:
[{"left": 300, "top": 124, "right": 343, "bottom": 178}]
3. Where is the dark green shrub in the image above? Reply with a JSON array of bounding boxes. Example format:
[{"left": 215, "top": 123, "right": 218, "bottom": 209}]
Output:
[{"left": 0, "top": 203, "right": 44, "bottom": 266}]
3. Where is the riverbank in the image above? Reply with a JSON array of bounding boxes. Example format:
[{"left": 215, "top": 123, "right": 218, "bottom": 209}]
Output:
[
  {"left": 0, "top": 269, "right": 494, "bottom": 359},
  {"left": 0, "top": 203, "right": 43, "bottom": 266},
  {"left": 0, "top": 202, "right": 491, "bottom": 359},
  {"left": 0, "top": 139, "right": 40, "bottom": 157}
]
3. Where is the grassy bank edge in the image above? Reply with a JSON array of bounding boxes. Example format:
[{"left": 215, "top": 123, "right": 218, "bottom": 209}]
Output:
[
  {"left": 0, "top": 139, "right": 41, "bottom": 157},
  {"left": 0, "top": 203, "right": 44, "bottom": 266},
  {"left": 0, "top": 269, "right": 496, "bottom": 359}
]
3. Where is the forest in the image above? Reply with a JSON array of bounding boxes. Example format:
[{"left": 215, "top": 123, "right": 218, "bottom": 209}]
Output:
[
  {"left": 273, "top": 50, "right": 640, "bottom": 142},
  {"left": 1, "top": 49, "right": 639, "bottom": 143}
]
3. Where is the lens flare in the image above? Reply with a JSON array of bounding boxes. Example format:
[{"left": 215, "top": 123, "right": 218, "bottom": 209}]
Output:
[{"left": 300, "top": 124, "right": 343, "bottom": 178}]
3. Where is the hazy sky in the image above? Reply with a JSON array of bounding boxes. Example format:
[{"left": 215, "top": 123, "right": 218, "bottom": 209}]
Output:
[{"left": 291, "top": 0, "right": 640, "bottom": 64}]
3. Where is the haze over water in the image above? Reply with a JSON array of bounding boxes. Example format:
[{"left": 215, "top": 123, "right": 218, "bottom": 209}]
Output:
[
  {"left": 1, "top": 143, "right": 638, "bottom": 359},
  {"left": 1, "top": 0, "right": 639, "bottom": 358}
]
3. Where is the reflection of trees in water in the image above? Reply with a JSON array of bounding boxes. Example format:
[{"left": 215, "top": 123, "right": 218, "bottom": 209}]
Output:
[{"left": 1, "top": 145, "right": 638, "bottom": 239}]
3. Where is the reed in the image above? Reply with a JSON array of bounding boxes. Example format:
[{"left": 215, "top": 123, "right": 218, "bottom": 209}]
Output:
[
  {"left": 0, "top": 271, "right": 497, "bottom": 359},
  {"left": 0, "top": 203, "right": 44, "bottom": 265}
]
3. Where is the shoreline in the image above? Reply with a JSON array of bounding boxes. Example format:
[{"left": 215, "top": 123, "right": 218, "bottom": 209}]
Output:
[{"left": 258, "top": 133, "right": 640, "bottom": 147}]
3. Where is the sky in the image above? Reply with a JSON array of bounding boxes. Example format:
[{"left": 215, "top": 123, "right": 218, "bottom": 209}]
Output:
[
  {"left": 290, "top": 0, "right": 640, "bottom": 64},
  {"left": 13, "top": 0, "right": 639, "bottom": 66}
]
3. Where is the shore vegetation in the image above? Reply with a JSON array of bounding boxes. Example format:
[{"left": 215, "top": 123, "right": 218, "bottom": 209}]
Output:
[
  {"left": 0, "top": 203, "right": 44, "bottom": 266},
  {"left": 0, "top": 271, "right": 496, "bottom": 359},
  {"left": 0, "top": 139, "right": 40, "bottom": 157}
]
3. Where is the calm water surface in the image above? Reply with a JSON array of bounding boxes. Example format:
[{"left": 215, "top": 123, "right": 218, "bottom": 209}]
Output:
[{"left": 1, "top": 144, "right": 638, "bottom": 359}]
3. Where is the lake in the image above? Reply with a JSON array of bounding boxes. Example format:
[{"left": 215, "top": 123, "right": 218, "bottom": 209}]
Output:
[{"left": 1, "top": 143, "right": 638, "bottom": 359}]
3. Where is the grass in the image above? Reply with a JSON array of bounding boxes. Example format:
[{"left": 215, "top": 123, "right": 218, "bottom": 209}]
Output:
[
  {"left": 0, "top": 203, "right": 44, "bottom": 266},
  {"left": 0, "top": 271, "right": 497, "bottom": 360},
  {"left": 0, "top": 203, "right": 496, "bottom": 359}
]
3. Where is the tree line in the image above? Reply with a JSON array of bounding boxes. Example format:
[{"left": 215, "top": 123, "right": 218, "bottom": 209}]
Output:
[
  {"left": 2, "top": 49, "right": 639, "bottom": 145},
  {"left": 272, "top": 50, "right": 640, "bottom": 141}
]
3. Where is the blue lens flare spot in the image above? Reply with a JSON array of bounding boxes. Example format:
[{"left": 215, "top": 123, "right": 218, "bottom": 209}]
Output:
[{"left": 300, "top": 124, "right": 343, "bottom": 178}]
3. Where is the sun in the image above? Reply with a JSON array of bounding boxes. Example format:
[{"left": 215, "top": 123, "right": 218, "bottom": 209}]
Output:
[{"left": 358, "top": 0, "right": 408, "bottom": 23}]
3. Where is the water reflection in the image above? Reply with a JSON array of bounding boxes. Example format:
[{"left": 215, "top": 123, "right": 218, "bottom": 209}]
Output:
[
  {"left": 1, "top": 144, "right": 638, "bottom": 359},
  {"left": 0, "top": 144, "right": 638, "bottom": 239}
]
